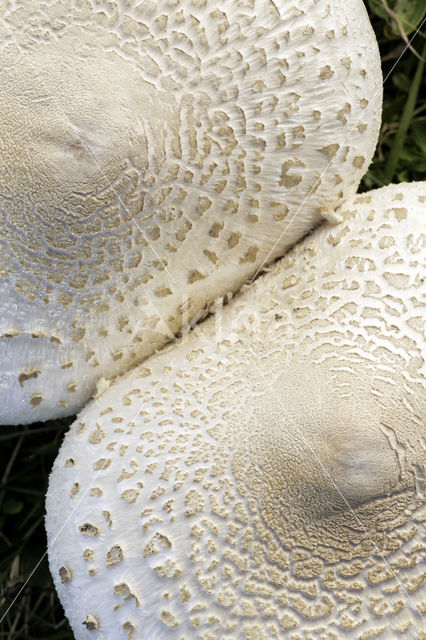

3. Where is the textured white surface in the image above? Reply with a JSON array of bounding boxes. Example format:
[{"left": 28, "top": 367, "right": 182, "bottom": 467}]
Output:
[
  {"left": 46, "top": 183, "right": 426, "bottom": 639},
  {"left": 0, "top": 0, "right": 382, "bottom": 423}
]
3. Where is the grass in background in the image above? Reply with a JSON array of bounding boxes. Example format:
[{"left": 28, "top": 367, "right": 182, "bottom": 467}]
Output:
[
  {"left": 0, "top": 420, "right": 74, "bottom": 639},
  {"left": 0, "top": 3, "right": 425, "bottom": 639},
  {"left": 362, "top": 0, "right": 426, "bottom": 188}
]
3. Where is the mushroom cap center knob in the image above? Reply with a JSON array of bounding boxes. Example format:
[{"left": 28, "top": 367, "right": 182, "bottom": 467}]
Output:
[
  {"left": 0, "top": 44, "right": 173, "bottom": 207},
  {"left": 232, "top": 363, "right": 405, "bottom": 540}
]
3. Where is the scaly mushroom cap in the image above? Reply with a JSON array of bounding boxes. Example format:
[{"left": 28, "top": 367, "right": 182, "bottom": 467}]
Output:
[
  {"left": 46, "top": 182, "right": 426, "bottom": 639},
  {"left": 0, "top": 0, "right": 382, "bottom": 424}
]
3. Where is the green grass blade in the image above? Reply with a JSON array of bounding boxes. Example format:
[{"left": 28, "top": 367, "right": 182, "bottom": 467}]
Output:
[{"left": 384, "top": 37, "right": 426, "bottom": 182}]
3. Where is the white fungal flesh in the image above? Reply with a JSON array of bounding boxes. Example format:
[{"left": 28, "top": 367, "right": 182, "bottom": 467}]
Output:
[
  {"left": 46, "top": 183, "right": 426, "bottom": 639},
  {"left": 0, "top": 0, "right": 382, "bottom": 424}
]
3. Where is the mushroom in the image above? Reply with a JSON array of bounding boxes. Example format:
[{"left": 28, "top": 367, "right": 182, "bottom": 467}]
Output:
[
  {"left": 46, "top": 182, "right": 426, "bottom": 639},
  {"left": 0, "top": 0, "right": 382, "bottom": 424}
]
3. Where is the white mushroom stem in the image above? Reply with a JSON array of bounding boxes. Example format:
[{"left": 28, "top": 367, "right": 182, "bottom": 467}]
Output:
[
  {"left": 0, "top": 0, "right": 382, "bottom": 424},
  {"left": 46, "top": 183, "right": 426, "bottom": 639}
]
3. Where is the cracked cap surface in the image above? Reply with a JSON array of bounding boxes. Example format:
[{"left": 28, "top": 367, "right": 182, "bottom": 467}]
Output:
[
  {"left": 0, "top": 0, "right": 382, "bottom": 423},
  {"left": 46, "top": 182, "right": 426, "bottom": 639}
]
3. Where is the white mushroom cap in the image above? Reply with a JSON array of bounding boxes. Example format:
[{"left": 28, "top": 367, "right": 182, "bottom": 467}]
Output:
[
  {"left": 46, "top": 182, "right": 426, "bottom": 639},
  {"left": 0, "top": 0, "right": 382, "bottom": 424}
]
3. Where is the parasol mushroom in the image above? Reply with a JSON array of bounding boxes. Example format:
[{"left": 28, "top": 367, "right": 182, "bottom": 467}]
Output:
[
  {"left": 0, "top": 0, "right": 382, "bottom": 424},
  {"left": 46, "top": 182, "right": 426, "bottom": 639}
]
